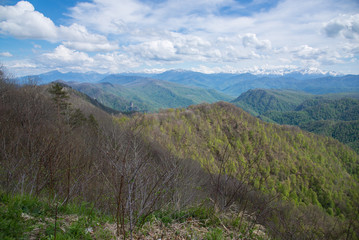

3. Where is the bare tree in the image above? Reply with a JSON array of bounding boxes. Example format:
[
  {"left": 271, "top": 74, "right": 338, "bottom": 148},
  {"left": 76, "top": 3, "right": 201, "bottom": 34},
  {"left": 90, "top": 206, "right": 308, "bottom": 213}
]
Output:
[{"left": 97, "top": 121, "right": 177, "bottom": 239}]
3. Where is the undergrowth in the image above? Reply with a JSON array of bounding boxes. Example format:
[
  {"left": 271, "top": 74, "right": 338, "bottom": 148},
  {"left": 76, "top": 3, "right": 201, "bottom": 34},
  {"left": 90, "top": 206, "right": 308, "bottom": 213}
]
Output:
[
  {"left": 0, "top": 191, "right": 113, "bottom": 240},
  {"left": 0, "top": 191, "right": 268, "bottom": 239}
]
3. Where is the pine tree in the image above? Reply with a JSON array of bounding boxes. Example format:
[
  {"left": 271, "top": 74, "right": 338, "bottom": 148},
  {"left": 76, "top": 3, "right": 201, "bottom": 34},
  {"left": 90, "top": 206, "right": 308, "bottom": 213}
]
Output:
[{"left": 49, "top": 82, "right": 70, "bottom": 114}]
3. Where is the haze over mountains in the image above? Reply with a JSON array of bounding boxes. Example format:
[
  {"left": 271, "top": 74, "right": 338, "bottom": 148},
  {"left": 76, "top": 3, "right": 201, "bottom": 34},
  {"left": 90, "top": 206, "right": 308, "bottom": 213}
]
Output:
[
  {"left": 20, "top": 69, "right": 359, "bottom": 96},
  {"left": 16, "top": 69, "right": 359, "bottom": 113},
  {"left": 64, "top": 78, "right": 231, "bottom": 112}
]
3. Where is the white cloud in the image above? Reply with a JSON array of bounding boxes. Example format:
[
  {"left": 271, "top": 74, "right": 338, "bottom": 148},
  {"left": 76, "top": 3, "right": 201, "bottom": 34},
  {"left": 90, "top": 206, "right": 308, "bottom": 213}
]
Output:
[
  {"left": 41, "top": 45, "right": 94, "bottom": 65},
  {"left": 0, "top": 52, "right": 12, "bottom": 57},
  {"left": 58, "top": 23, "right": 106, "bottom": 43},
  {"left": 63, "top": 41, "right": 118, "bottom": 52},
  {"left": 69, "top": 0, "right": 150, "bottom": 34},
  {"left": 37, "top": 45, "right": 140, "bottom": 73},
  {"left": 94, "top": 52, "right": 140, "bottom": 72},
  {"left": 125, "top": 40, "right": 179, "bottom": 62},
  {"left": 290, "top": 45, "right": 345, "bottom": 68},
  {"left": 292, "top": 45, "right": 324, "bottom": 60},
  {"left": 2, "top": 0, "right": 359, "bottom": 75},
  {"left": 122, "top": 32, "right": 272, "bottom": 65},
  {"left": 0, "top": 1, "right": 57, "bottom": 39},
  {"left": 242, "top": 33, "right": 272, "bottom": 50},
  {"left": 324, "top": 14, "right": 359, "bottom": 39},
  {"left": 3, "top": 59, "right": 45, "bottom": 77},
  {"left": 0, "top": 1, "right": 115, "bottom": 52}
]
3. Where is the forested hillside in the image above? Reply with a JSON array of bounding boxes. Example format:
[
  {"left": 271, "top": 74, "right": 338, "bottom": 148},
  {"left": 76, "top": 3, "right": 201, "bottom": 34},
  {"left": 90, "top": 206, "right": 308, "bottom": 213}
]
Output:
[
  {"left": 232, "top": 89, "right": 359, "bottom": 153},
  {"left": 133, "top": 102, "right": 359, "bottom": 215},
  {"left": 231, "top": 89, "right": 314, "bottom": 116},
  {"left": 1, "top": 69, "right": 359, "bottom": 239}
]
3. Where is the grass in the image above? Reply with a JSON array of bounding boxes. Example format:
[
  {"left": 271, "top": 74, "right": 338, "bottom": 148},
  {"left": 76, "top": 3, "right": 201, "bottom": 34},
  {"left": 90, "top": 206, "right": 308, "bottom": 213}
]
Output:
[
  {"left": 137, "top": 204, "right": 268, "bottom": 239},
  {"left": 0, "top": 191, "right": 269, "bottom": 239},
  {"left": 0, "top": 191, "right": 113, "bottom": 240}
]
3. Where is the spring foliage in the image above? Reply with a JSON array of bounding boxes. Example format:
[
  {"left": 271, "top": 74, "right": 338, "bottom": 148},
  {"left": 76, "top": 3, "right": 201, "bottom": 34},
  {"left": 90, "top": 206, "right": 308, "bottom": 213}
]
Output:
[{"left": 132, "top": 102, "right": 359, "bottom": 216}]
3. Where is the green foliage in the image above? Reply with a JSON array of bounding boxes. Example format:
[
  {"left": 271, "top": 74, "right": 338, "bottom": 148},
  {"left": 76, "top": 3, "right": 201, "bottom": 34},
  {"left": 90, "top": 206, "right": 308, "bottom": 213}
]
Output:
[
  {"left": 0, "top": 191, "right": 113, "bottom": 240},
  {"left": 231, "top": 88, "right": 313, "bottom": 116},
  {"left": 143, "top": 205, "right": 219, "bottom": 227},
  {"left": 0, "top": 194, "right": 27, "bottom": 239},
  {"left": 131, "top": 102, "right": 359, "bottom": 219},
  {"left": 234, "top": 89, "right": 359, "bottom": 153},
  {"left": 49, "top": 82, "right": 70, "bottom": 112},
  {"left": 263, "top": 97, "right": 359, "bottom": 153},
  {"left": 205, "top": 228, "right": 223, "bottom": 240}
]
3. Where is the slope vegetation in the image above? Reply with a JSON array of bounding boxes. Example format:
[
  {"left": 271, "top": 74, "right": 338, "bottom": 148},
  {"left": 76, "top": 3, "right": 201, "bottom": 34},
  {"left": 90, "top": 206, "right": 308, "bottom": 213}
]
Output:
[
  {"left": 135, "top": 102, "right": 359, "bottom": 217},
  {"left": 264, "top": 97, "right": 359, "bottom": 152},
  {"left": 232, "top": 89, "right": 359, "bottom": 153},
  {"left": 231, "top": 89, "right": 313, "bottom": 116},
  {"left": 0, "top": 74, "right": 273, "bottom": 239}
]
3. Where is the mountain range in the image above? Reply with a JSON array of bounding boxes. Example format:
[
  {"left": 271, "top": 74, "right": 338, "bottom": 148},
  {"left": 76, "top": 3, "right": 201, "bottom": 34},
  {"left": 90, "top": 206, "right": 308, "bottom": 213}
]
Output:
[
  {"left": 18, "top": 70, "right": 359, "bottom": 97},
  {"left": 63, "top": 77, "right": 231, "bottom": 112}
]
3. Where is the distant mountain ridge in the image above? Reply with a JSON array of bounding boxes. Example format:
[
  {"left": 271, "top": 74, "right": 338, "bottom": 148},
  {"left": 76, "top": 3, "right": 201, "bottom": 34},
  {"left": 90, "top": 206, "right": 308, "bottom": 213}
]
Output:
[
  {"left": 18, "top": 70, "right": 108, "bottom": 84},
  {"left": 18, "top": 70, "right": 359, "bottom": 96},
  {"left": 65, "top": 76, "right": 231, "bottom": 112}
]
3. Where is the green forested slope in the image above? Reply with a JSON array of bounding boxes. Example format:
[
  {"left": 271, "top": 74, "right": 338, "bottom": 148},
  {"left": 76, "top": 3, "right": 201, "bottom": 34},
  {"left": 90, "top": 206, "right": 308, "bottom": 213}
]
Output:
[
  {"left": 231, "top": 89, "right": 313, "bottom": 116},
  {"left": 135, "top": 102, "right": 359, "bottom": 217},
  {"left": 263, "top": 98, "right": 359, "bottom": 152},
  {"left": 232, "top": 89, "right": 359, "bottom": 153}
]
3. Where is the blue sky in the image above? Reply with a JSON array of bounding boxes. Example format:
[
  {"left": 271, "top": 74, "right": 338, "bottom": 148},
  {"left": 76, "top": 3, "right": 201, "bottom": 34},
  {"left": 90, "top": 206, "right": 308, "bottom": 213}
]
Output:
[{"left": 1, "top": 0, "right": 359, "bottom": 76}]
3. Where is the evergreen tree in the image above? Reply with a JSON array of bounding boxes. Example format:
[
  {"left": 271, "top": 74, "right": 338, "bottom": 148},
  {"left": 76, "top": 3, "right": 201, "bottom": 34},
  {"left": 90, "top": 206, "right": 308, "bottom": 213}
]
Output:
[{"left": 49, "top": 82, "right": 70, "bottom": 114}]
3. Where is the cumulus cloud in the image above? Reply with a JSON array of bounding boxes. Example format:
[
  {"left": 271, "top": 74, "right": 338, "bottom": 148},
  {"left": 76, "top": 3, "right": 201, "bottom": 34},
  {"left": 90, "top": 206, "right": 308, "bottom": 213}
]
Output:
[
  {"left": 65, "top": 0, "right": 358, "bottom": 73},
  {"left": 242, "top": 33, "right": 271, "bottom": 50},
  {"left": 41, "top": 45, "right": 94, "bottom": 65},
  {"left": 38, "top": 46, "right": 140, "bottom": 73},
  {"left": 125, "top": 40, "right": 179, "bottom": 62},
  {"left": 69, "top": 0, "right": 150, "bottom": 34},
  {"left": 0, "top": 1, "right": 117, "bottom": 52},
  {"left": 2, "top": 0, "right": 359, "bottom": 74},
  {"left": 324, "top": 14, "right": 359, "bottom": 39},
  {"left": 0, "top": 52, "right": 12, "bottom": 57},
  {"left": 122, "top": 32, "right": 272, "bottom": 64},
  {"left": 63, "top": 41, "right": 118, "bottom": 52},
  {"left": 0, "top": 1, "right": 57, "bottom": 39},
  {"left": 3, "top": 59, "right": 45, "bottom": 77},
  {"left": 290, "top": 45, "right": 344, "bottom": 67},
  {"left": 292, "top": 45, "right": 324, "bottom": 60}
]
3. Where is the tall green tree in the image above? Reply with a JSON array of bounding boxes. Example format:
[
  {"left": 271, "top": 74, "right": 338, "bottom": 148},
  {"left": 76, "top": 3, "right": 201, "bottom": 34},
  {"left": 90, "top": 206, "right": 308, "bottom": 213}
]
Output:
[{"left": 49, "top": 82, "right": 70, "bottom": 114}]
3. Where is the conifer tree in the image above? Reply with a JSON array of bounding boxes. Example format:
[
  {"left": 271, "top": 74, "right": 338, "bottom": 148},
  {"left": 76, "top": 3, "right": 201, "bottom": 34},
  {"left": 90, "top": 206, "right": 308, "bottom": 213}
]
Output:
[{"left": 49, "top": 82, "right": 70, "bottom": 114}]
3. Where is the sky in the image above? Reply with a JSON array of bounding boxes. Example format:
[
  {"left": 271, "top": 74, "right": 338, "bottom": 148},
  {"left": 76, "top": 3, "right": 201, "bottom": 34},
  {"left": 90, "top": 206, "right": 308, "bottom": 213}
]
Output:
[{"left": 0, "top": 0, "right": 359, "bottom": 76}]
